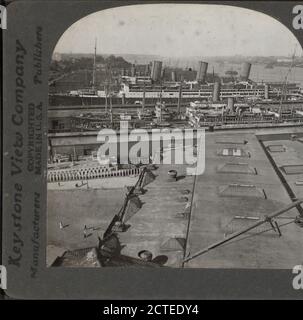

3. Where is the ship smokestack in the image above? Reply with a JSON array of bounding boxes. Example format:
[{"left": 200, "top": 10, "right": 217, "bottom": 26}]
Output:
[
  {"left": 171, "top": 71, "right": 176, "bottom": 82},
  {"left": 145, "top": 64, "right": 150, "bottom": 76},
  {"left": 161, "top": 67, "right": 165, "bottom": 80},
  {"left": 240, "top": 62, "right": 251, "bottom": 81},
  {"left": 227, "top": 97, "right": 235, "bottom": 113},
  {"left": 196, "top": 61, "right": 208, "bottom": 83},
  {"left": 151, "top": 60, "right": 163, "bottom": 82},
  {"left": 131, "top": 64, "right": 136, "bottom": 77},
  {"left": 212, "top": 81, "right": 221, "bottom": 102},
  {"left": 264, "top": 84, "right": 269, "bottom": 99}
]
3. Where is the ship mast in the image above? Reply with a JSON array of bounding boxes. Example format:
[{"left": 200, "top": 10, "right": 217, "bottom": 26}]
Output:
[
  {"left": 109, "top": 66, "right": 113, "bottom": 125},
  {"left": 279, "top": 46, "right": 297, "bottom": 119},
  {"left": 159, "top": 79, "right": 163, "bottom": 104},
  {"left": 92, "top": 38, "right": 97, "bottom": 89},
  {"left": 177, "top": 75, "right": 183, "bottom": 117},
  {"left": 142, "top": 81, "right": 146, "bottom": 112},
  {"left": 105, "top": 82, "right": 108, "bottom": 114}
]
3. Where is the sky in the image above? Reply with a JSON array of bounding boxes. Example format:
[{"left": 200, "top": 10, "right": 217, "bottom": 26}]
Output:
[{"left": 54, "top": 4, "right": 302, "bottom": 57}]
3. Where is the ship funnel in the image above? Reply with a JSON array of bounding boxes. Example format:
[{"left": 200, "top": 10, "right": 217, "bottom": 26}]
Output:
[
  {"left": 240, "top": 62, "right": 251, "bottom": 81},
  {"left": 227, "top": 97, "right": 235, "bottom": 113},
  {"left": 131, "top": 64, "right": 136, "bottom": 77},
  {"left": 196, "top": 61, "right": 208, "bottom": 83},
  {"left": 151, "top": 60, "right": 163, "bottom": 82},
  {"left": 171, "top": 71, "right": 176, "bottom": 82},
  {"left": 145, "top": 64, "right": 150, "bottom": 76},
  {"left": 161, "top": 67, "right": 165, "bottom": 79},
  {"left": 264, "top": 84, "right": 269, "bottom": 99},
  {"left": 212, "top": 80, "right": 221, "bottom": 102}
]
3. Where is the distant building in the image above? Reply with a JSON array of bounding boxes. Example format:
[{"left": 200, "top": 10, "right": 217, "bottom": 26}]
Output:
[
  {"left": 52, "top": 52, "right": 62, "bottom": 62},
  {"left": 277, "top": 58, "right": 292, "bottom": 63},
  {"left": 96, "top": 63, "right": 106, "bottom": 70}
]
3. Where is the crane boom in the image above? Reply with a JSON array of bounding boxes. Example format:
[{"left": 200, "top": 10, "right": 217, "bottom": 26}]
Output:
[{"left": 183, "top": 198, "right": 303, "bottom": 263}]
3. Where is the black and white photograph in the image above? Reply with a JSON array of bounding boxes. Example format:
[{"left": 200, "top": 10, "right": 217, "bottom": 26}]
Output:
[{"left": 44, "top": 3, "right": 303, "bottom": 269}]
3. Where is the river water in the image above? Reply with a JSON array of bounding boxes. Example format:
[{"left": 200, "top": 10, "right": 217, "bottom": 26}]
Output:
[{"left": 208, "top": 62, "right": 303, "bottom": 87}]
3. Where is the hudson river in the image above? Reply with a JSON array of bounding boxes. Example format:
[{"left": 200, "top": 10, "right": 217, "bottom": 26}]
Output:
[{"left": 209, "top": 62, "right": 303, "bottom": 87}]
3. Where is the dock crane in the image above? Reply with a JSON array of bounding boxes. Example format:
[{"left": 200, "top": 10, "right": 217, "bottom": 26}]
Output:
[{"left": 103, "top": 166, "right": 155, "bottom": 238}]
